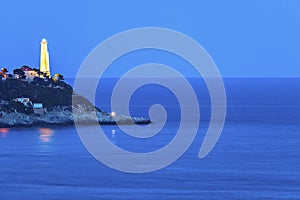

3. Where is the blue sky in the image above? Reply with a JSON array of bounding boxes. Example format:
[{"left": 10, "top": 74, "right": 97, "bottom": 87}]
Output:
[{"left": 0, "top": 0, "right": 299, "bottom": 77}]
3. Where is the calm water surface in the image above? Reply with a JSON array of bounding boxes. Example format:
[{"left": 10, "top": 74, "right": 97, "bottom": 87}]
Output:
[{"left": 0, "top": 78, "right": 299, "bottom": 199}]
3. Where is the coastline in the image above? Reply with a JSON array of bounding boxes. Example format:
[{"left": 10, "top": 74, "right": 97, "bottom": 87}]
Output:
[
  {"left": 0, "top": 120, "right": 152, "bottom": 128},
  {"left": 0, "top": 108, "right": 151, "bottom": 128}
]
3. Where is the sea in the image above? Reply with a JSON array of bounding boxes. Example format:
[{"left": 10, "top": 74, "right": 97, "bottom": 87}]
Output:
[{"left": 0, "top": 78, "right": 299, "bottom": 200}]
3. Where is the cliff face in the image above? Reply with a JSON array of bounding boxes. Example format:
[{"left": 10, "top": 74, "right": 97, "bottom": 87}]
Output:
[{"left": 0, "top": 78, "right": 150, "bottom": 127}]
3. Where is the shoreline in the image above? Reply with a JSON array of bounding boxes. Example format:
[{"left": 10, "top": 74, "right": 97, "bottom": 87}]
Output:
[{"left": 0, "top": 120, "right": 152, "bottom": 129}]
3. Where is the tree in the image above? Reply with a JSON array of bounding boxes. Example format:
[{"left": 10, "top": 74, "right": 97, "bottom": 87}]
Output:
[
  {"left": 13, "top": 69, "right": 25, "bottom": 79},
  {"left": 33, "top": 77, "right": 46, "bottom": 85},
  {"left": 33, "top": 68, "right": 42, "bottom": 76},
  {"left": 58, "top": 74, "right": 64, "bottom": 80}
]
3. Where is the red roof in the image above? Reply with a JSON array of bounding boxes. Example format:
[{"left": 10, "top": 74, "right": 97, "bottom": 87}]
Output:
[{"left": 21, "top": 66, "right": 33, "bottom": 71}]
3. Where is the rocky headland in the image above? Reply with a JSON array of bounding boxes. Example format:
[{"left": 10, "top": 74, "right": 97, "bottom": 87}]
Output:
[{"left": 0, "top": 77, "right": 150, "bottom": 127}]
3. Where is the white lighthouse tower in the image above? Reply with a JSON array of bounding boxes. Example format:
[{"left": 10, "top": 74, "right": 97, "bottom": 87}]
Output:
[{"left": 40, "top": 38, "right": 50, "bottom": 77}]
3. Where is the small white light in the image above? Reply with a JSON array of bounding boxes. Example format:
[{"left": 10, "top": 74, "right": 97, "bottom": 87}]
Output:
[{"left": 111, "top": 111, "right": 116, "bottom": 117}]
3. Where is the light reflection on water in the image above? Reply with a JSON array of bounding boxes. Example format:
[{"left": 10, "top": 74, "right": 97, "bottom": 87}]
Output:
[
  {"left": 0, "top": 128, "right": 9, "bottom": 138},
  {"left": 38, "top": 128, "right": 54, "bottom": 143},
  {"left": 37, "top": 128, "right": 55, "bottom": 156}
]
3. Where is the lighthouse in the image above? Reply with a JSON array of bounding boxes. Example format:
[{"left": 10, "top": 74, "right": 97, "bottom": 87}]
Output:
[{"left": 40, "top": 38, "right": 50, "bottom": 77}]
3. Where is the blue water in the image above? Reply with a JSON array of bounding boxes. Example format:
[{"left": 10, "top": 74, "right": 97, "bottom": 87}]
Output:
[{"left": 0, "top": 78, "right": 300, "bottom": 199}]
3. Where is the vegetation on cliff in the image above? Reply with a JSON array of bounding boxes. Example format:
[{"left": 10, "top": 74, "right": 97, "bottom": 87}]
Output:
[{"left": 0, "top": 77, "right": 74, "bottom": 113}]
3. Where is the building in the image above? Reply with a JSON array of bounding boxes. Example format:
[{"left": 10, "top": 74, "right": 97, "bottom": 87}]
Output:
[
  {"left": 20, "top": 66, "right": 37, "bottom": 79},
  {"left": 53, "top": 73, "right": 64, "bottom": 82},
  {"left": 0, "top": 68, "right": 8, "bottom": 79},
  {"left": 13, "top": 98, "right": 46, "bottom": 114},
  {"left": 33, "top": 103, "right": 46, "bottom": 114},
  {"left": 13, "top": 98, "right": 32, "bottom": 107},
  {"left": 40, "top": 38, "right": 51, "bottom": 77}
]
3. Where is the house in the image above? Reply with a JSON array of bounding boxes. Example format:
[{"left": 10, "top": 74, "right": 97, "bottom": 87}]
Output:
[
  {"left": 52, "top": 73, "right": 64, "bottom": 82},
  {"left": 0, "top": 68, "right": 8, "bottom": 79},
  {"left": 13, "top": 98, "right": 46, "bottom": 115},
  {"left": 13, "top": 98, "right": 33, "bottom": 107},
  {"left": 20, "top": 66, "right": 38, "bottom": 79},
  {"left": 33, "top": 103, "right": 46, "bottom": 114}
]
